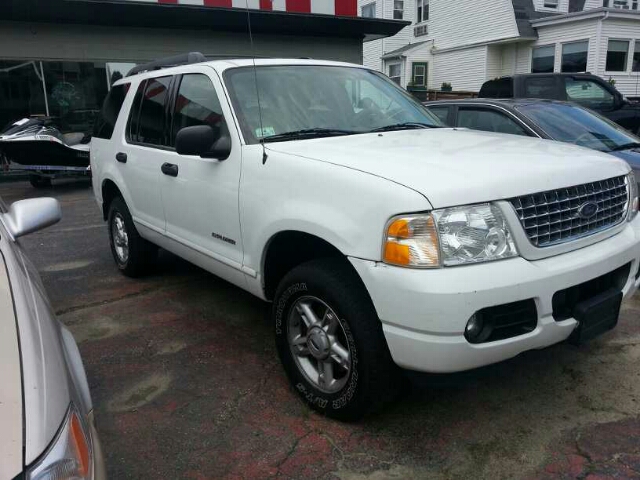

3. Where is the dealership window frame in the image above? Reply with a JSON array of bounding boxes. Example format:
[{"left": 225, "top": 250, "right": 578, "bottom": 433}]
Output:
[
  {"left": 387, "top": 62, "right": 402, "bottom": 85},
  {"left": 361, "top": 2, "right": 376, "bottom": 18},
  {"left": 560, "top": 40, "right": 589, "bottom": 73}
]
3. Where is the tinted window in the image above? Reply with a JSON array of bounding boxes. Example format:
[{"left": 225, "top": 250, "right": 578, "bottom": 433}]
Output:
[
  {"left": 606, "top": 40, "right": 629, "bottom": 72},
  {"left": 427, "top": 106, "right": 451, "bottom": 125},
  {"left": 137, "top": 76, "right": 172, "bottom": 146},
  {"left": 478, "top": 78, "right": 513, "bottom": 98},
  {"left": 171, "top": 74, "right": 226, "bottom": 146},
  {"left": 524, "top": 77, "right": 562, "bottom": 99},
  {"left": 93, "top": 83, "right": 130, "bottom": 139},
  {"left": 126, "top": 81, "right": 145, "bottom": 143},
  {"left": 516, "top": 102, "right": 637, "bottom": 151},
  {"left": 565, "top": 78, "right": 614, "bottom": 109},
  {"left": 457, "top": 107, "right": 528, "bottom": 136}
]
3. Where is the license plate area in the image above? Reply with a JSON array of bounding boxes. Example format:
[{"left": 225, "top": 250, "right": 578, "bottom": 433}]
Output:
[{"left": 569, "top": 287, "right": 622, "bottom": 345}]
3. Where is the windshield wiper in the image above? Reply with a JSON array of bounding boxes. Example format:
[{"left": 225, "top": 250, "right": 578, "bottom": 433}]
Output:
[
  {"left": 609, "top": 142, "right": 640, "bottom": 152},
  {"left": 369, "top": 122, "right": 438, "bottom": 133},
  {"left": 261, "top": 128, "right": 357, "bottom": 143}
]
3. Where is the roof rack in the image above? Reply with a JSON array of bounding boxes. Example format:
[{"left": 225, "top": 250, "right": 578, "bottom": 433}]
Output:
[{"left": 126, "top": 52, "right": 206, "bottom": 77}]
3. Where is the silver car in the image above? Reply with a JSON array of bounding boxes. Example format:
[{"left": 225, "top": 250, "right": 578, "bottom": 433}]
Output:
[{"left": 0, "top": 196, "right": 106, "bottom": 480}]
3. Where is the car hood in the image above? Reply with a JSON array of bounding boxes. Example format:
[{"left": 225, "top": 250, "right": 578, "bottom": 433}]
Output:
[
  {"left": 0, "top": 255, "right": 24, "bottom": 480},
  {"left": 267, "top": 128, "right": 631, "bottom": 208},
  {"left": 609, "top": 148, "right": 640, "bottom": 170}
]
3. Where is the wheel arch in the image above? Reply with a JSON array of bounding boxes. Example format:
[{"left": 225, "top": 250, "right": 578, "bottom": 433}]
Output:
[
  {"left": 261, "top": 230, "right": 365, "bottom": 301},
  {"left": 101, "top": 178, "right": 124, "bottom": 221}
]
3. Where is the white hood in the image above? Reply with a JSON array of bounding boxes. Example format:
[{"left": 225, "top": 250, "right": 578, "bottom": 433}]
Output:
[
  {"left": 0, "top": 258, "right": 23, "bottom": 480},
  {"left": 268, "top": 129, "right": 631, "bottom": 208}
]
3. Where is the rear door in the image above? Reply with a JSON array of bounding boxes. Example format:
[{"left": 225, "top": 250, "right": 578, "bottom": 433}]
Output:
[
  {"left": 159, "top": 67, "right": 244, "bottom": 266},
  {"left": 455, "top": 106, "right": 532, "bottom": 136},
  {"left": 121, "top": 76, "right": 175, "bottom": 233}
]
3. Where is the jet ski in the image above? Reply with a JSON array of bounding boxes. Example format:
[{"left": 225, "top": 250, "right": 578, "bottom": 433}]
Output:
[{"left": 0, "top": 117, "right": 91, "bottom": 187}]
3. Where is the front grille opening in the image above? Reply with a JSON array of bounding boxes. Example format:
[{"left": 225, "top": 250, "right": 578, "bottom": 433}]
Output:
[
  {"left": 510, "top": 176, "right": 628, "bottom": 248},
  {"left": 468, "top": 299, "right": 537, "bottom": 344},
  {"left": 552, "top": 263, "right": 631, "bottom": 321}
]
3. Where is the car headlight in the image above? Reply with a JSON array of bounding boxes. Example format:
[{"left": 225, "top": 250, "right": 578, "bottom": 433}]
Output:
[
  {"left": 383, "top": 204, "right": 518, "bottom": 268},
  {"left": 27, "top": 404, "right": 91, "bottom": 480},
  {"left": 628, "top": 172, "right": 639, "bottom": 222}
]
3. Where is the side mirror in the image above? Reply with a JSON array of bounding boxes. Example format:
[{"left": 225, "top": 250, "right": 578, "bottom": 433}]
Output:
[
  {"left": 2, "top": 198, "right": 61, "bottom": 239},
  {"left": 175, "top": 125, "right": 231, "bottom": 161}
]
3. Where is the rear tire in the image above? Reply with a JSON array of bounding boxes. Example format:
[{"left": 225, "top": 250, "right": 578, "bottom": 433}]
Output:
[
  {"left": 107, "top": 197, "right": 157, "bottom": 277},
  {"left": 29, "top": 175, "right": 51, "bottom": 188},
  {"left": 273, "top": 258, "right": 399, "bottom": 421}
]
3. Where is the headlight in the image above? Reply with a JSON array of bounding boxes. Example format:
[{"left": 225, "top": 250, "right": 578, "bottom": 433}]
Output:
[
  {"left": 383, "top": 204, "right": 518, "bottom": 268},
  {"left": 628, "top": 172, "right": 638, "bottom": 222},
  {"left": 27, "top": 405, "right": 91, "bottom": 480}
]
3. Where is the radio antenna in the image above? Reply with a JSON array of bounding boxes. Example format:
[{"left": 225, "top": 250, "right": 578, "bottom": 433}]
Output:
[{"left": 245, "top": 0, "right": 268, "bottom": 165}]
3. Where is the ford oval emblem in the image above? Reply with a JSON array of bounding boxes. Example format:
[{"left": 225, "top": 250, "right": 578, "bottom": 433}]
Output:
[{"left": 577, "top": 202, "right": 599, "bottom": 220}]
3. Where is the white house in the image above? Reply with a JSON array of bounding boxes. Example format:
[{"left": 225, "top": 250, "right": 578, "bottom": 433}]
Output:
[{"left": 361, "top": 0, "right": 640, "bottom": 96}]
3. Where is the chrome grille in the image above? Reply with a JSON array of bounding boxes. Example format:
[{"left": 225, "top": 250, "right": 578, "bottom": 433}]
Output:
[{"left": 510, "top": 176, "right": 629, "bottom": 248}]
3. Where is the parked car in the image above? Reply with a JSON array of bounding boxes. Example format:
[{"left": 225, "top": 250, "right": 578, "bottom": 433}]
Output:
[
  {"left": 92, "top": 53, "right": 640, "bottom": 420},
  {"left": 0, "top": 116, "right": 91, "bottom": 188},
  {"left": 0, "top": 196, "right": 105, "bottom": 479},
  {"left": 478, "top": 73, "right": 640, "bottom": 134},
  {"left": 423, "top": 98, "right": 640, "bottom": 187}
]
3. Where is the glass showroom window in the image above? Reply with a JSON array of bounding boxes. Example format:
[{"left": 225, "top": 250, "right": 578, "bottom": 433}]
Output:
[
  {"left": 606, "top": 40, "right": 629, "bottom": 72},
  {"left": 543, "top": 0, "right": 558, "bottom": 7},
  {"left": 416, "top": 0, "right": 429, "bottom": 23},
  {"left": 532, "top": 45, "right": 555, "bottom": 73},
  {"left": 633, "top": 41, "right": 640, "bottom": 71},
  {"left": 561, "top": 41, "right": 589, "bottom": 73}
]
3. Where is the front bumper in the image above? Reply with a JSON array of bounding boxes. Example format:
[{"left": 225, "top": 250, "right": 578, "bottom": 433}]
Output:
[{"left": 350, "top": 219, "right": 640, "bottom": 373}]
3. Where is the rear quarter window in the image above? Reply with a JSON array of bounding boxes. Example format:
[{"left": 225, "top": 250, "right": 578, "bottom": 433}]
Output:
[{"left": 93, "top": 83, "right": 130, "bottom": 139}]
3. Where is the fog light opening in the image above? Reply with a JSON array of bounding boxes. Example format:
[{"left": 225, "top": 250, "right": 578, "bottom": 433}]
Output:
[{"left": 465, "top": 313, "right": 484, "bottom": 343}]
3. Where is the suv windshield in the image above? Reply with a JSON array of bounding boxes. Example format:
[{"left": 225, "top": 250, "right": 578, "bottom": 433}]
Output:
[
  {"left": 224, "top": 65, "right": 441, "bottom": 143},
  {"left": 515, "top": 102, "right": 638, "bottom": 152}
]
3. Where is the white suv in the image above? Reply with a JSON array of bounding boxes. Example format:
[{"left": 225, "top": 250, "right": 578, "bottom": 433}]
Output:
[{"left": 92, "top": 54, "right": 640, "bottom": 420}]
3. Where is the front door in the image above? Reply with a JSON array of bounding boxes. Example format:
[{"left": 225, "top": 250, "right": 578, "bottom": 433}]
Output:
[{"left": 159, "top": 68, "right": 243, "bottom": 266}]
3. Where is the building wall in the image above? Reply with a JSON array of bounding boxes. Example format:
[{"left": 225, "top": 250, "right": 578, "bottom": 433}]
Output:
[
  {"left": 533, "top": 0, "right": 570, "bottom": 13},
  {"left": 0, "top": 21, "right": 364, "bottom": 64},
  {"left": 486, "top": 44, "right": 504, "bottom": 79},
  {"left": 403, "top": 42, "right": 434, "bottom": 87},
  {"left": 518, "top": 18, "right": 600, "bottom": 72},
  {"left": 432, "top": 45, "right": 488, "bottom": 90},
  {"left": 599, "top": 18, "right": 640, "bottom": 95}
]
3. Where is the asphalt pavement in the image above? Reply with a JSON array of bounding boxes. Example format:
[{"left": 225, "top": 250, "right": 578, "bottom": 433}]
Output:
[{"left": 2, "top": 178, "right": 640, "bottom": 480}]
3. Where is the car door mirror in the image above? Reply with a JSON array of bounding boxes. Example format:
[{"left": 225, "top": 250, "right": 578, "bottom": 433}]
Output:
[
  {"left": 175, "top": 125, "right": 231, "bottom": 160},
  {"left": 2, "top": 198, "right": 61, "bottom": 239}
]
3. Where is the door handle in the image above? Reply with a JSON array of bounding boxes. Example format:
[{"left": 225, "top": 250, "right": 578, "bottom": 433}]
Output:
[
  {"left": 115, "top": 152, "right": 127, "bottom": 163},
  {"left": 161, "top": 162, "right": 179, "bottom": 177}
]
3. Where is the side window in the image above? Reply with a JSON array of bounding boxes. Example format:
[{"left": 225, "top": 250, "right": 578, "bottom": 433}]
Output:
[
  {"left": 93, "top": 83, "right": 130, "bottom": 139},
  {"left": 171, "top": 74, "right": 226, "bottom": 146},
  {"left": 427, "top": 106, "right": 451, "bottom": 125},
  {"left": 524, "top": 77, "right": 562, "bottom": 99},
  {"left": 126, "top": 80, "right": 145, "bottom": 143},
  {"left": 457, "top": 108, "right": 528, "bottom": 136},
  {"left": 564, "top": 78, "right": 615, "bottom": 109},
  {"left": 135, "top": 76, "right": 172, "bottom": 146}
]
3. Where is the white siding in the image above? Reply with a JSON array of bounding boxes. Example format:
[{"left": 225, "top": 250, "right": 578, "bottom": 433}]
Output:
[
  {"left": 533, "top": 19, "right": 599, "bottom": 72},
  {"left": 583, "top": 0, "right": 603, "bottom": 8},
  {"left": 486, "top": 45, "right": 503, "bottom": 79},
  {"left": 404, "top": 42, "right": 433, "bottom": 87},
  {"left": 599, "top": 18, "right": 640, "bottom": 96},
  {"left": 433, "top": 45, "right": 488, "bottom": 91},
  {"left": 429, "top": 0, "right": 519, "bottom": 50},
  {"left": 515, "top": 41, "right": 534, "bottom": 73},
  {"left": 533, "top": 0, "right": 569, "bottom": 13}
]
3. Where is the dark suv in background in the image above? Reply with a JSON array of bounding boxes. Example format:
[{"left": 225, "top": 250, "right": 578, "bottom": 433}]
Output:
[{"left": 479, "top": 73, "right": 640, "bottom": 134}]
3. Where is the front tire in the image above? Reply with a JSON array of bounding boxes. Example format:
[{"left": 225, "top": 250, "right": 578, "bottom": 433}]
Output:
[
  {"left": 108, "top": 197, "right": 157, "bottom": 277},
  {"left": 273, "top": 259, "right": 399, "bottom": 421}
]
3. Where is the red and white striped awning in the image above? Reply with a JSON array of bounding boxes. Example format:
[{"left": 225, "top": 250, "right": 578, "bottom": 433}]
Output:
[{"left": 136, "top": 0, "right": 357, "bottom": 16}]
